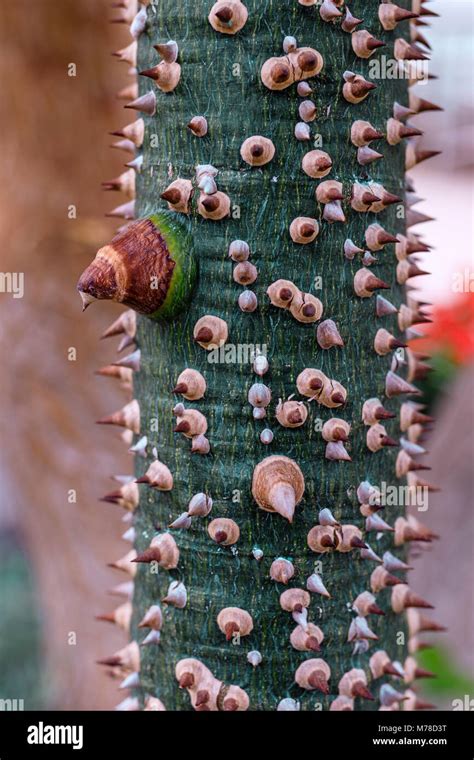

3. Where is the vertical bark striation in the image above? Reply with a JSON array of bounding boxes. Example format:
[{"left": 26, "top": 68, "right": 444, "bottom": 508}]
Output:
[{"left": 133, "top": 1, "right": 412, "bottom": 710}]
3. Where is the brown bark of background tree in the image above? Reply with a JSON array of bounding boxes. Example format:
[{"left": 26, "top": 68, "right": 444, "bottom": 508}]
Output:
[
  {"left": 0, "top": 1, "right": 138, "bottom": 709},
  {"left": 78, "top": 0, "right": 443, "bottom": 710}
]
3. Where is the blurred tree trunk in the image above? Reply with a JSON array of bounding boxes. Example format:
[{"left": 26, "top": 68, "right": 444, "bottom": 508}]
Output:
[
  {"left": 0, "top": 0, "right": 134, "bottom": 709},
  {"left": 411, "top": 365, "right": 474, "bottom": 678}
]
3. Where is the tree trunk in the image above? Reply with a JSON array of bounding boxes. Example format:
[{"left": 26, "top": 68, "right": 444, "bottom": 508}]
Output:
[{"left": 82, "top": 0, "right": 437, "bottom": 710}]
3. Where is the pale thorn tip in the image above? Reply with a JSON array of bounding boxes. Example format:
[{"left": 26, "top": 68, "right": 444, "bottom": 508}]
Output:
[{"left": 79, "top": 290, "right": 96, "bottom": 311}]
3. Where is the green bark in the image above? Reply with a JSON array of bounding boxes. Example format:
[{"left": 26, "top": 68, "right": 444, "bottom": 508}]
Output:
[{"left": 133, "top": 0, "right": 412, "bottom": 710}]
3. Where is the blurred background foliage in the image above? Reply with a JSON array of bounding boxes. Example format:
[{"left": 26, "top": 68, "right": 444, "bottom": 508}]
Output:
[
  {"left": 418, "top": 648, "right": 474, "bottom": 701},
  {"left": 0, "top": 533, "right": 43, "bottom": 709}
]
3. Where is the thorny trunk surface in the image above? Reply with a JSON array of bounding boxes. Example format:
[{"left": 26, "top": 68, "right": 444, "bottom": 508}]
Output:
[{"left": 130, "top": 1, "right": 417, "bottom": 710}]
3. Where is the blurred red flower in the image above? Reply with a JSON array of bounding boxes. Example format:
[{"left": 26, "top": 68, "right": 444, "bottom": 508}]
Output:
[{"left": 409, "top": 293, "right": 474, "bottom": 365}]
